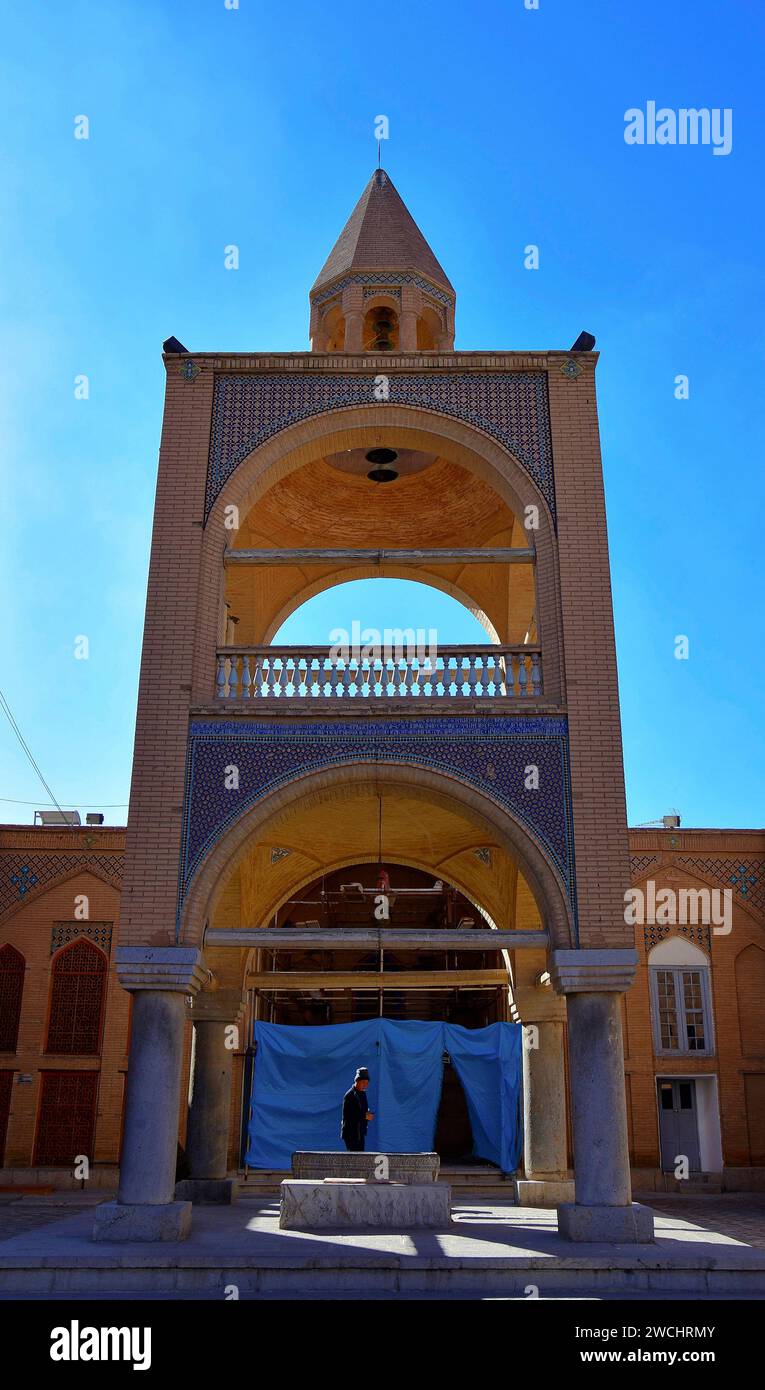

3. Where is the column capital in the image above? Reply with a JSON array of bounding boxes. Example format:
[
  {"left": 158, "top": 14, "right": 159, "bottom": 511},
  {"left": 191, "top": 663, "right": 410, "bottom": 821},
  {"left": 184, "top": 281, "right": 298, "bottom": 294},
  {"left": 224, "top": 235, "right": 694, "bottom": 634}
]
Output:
[
  {"left": 549, "top": 949, "right": 638, "bottom": 995},
  {"left": 189, "top": 989, "right": 247, "bottom": 1023},
  {"left": 115, "top": 946, "right": 209, "bottom": 995},
  {"left": 512, "top": 986, "right": 567, "bottom": 1023}
]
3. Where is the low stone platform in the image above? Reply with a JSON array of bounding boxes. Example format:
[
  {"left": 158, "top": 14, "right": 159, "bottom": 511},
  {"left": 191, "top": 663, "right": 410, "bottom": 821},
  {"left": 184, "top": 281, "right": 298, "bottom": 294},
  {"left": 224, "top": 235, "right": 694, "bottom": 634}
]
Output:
[
  {"left": 291, "top": 1152, "right": 439, "bottom": 1183},
  {"left": 280, "top": 1179, "right": 451, "bottom": 1229},
  {"left": 92, "top": 1200, "right": 191, "bottom": 1243},
  {"left": 516, "top": 1179, "right": 575, "bottom": 1208},
  {"left": 2, "top": 1197, "right": 765, "bottom": 1298}
]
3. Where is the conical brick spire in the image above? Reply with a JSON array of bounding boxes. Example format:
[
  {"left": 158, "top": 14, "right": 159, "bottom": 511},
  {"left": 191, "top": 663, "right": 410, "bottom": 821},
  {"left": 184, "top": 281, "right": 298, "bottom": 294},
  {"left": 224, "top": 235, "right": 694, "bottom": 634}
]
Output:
[{"left": 312, "top": 168, "right": 453, "bottom": 295}]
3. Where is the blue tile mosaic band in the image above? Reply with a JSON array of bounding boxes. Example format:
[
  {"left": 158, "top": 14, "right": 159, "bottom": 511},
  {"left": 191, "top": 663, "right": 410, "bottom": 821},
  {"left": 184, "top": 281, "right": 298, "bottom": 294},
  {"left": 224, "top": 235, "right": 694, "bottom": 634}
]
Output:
[
  {"left": 179, "top": 715, "right": 576, "bottom": 929},
  {"left": 205, "top": 372, "right": 554, "bottom": 521}
]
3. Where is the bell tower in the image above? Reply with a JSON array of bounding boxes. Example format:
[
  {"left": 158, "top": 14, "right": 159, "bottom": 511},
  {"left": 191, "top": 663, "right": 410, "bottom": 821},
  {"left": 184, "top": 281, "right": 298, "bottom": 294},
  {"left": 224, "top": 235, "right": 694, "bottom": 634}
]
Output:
[
  {"left": 309, "top": 168, "right": 456, "bottom": 353},
  {"left": 101, "top": 161, "right": 653, "bottom": 1249}
]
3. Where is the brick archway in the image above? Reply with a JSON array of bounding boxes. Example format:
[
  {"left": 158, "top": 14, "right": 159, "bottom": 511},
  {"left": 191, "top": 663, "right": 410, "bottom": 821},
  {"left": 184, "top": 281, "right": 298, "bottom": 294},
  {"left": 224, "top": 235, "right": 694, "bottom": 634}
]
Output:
[
  {"left": 178, "top": 762, "right": 574, "bottom": 953},
  {"left": 193, "top": 405, "right": 564, "bottom": 705},
  {"left": 263, "top": 568, "right": 499, "bottom": 646}
]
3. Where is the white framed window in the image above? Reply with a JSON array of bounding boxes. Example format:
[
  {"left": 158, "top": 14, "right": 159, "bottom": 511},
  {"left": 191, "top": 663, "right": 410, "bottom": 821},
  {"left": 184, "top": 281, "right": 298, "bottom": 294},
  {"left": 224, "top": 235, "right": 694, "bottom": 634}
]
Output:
[{"left": 648, "top": 938, "right": 714, "bottom": 1057}]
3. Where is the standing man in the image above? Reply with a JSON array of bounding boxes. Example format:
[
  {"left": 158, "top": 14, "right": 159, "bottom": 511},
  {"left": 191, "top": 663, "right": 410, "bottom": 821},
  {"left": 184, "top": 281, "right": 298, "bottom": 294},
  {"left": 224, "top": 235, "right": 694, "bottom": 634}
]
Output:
[{"left": 341, "top": 1067, "right": 375, "bottom": 1152}]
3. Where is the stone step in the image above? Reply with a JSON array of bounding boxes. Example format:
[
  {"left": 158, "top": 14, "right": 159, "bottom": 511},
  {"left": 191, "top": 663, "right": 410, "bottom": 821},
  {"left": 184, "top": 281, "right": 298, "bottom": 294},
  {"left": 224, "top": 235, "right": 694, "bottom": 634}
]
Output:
[
  {"left": 2, "top": 1252, "right": 763, "bottom": 1298},
  {"left": 238, "top": 1168, "right": 514, "bottom": 1196}
]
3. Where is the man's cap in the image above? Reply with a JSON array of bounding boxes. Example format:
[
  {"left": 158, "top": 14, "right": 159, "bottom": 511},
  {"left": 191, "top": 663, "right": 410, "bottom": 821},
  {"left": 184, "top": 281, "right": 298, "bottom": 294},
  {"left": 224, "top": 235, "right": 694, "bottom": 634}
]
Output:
[{"left": 354, "top": 1067, "right": 370, "bottom": 1081}]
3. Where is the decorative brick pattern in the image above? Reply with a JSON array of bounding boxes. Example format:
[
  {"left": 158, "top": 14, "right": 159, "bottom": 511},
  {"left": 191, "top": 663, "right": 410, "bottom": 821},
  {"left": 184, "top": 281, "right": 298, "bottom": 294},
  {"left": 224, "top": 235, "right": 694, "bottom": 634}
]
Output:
[
  {"left": 46, "top": 939, "right": 107, "bottom": 1055},
  {"left": 630, "top": 854, "right": 660, "bottom": 880},
  {"left": 206, "top": 371, "right": 554, "bottom": 520},
  {"left": 643, "top": 922, "right": 712, "bottom": 954},
  {"left": 362, "top": 285, "right": 402, "bottom": 301},
  {"left": 51, "top": 922, "right": 113, "bottom": 956},
  {"left": 0, "top": 853, "right": 123, "bottom": 922},
  {"left": 313, "top": 271, "right": 452, "bottom": 308},
  {"left": 180, "top": 715, "right": 575, "bottom": 915},
  {"left": 33, "top": 1070, "right": 99, "bottom": 1166},
  {"left": 678, "top": 856, "right": 765, "bottom": 917},
  {"left": 0, "top": 945, "right": 25, "bottom": 1052}
]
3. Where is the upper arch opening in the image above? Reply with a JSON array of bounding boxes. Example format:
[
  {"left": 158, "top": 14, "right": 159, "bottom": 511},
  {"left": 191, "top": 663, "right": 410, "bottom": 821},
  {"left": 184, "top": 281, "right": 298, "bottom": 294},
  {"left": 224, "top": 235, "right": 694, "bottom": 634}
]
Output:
[{"left": 223, "top": 445, "right": 537, "bottom": 648}]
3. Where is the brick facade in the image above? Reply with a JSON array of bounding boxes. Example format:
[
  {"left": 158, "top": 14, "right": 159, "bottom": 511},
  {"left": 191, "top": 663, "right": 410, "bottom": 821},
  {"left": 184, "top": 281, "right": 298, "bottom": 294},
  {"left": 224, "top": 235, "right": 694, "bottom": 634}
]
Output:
[{"left": 1, "top": 824, "right": 762, "bottom": 1184}]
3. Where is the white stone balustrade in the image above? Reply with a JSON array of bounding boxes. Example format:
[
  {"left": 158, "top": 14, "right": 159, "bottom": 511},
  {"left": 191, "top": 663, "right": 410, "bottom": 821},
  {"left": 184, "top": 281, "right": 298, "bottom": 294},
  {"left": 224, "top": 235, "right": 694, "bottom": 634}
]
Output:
[{"left": 215, "top": 645, "right": 542, "bottom": 702}]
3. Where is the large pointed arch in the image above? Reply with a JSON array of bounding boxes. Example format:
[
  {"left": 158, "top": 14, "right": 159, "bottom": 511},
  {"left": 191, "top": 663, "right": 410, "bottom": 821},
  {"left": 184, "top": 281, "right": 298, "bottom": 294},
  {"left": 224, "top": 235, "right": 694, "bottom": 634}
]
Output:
[{"left": 178, "top": 762, "right": 574, "bottom": 953}]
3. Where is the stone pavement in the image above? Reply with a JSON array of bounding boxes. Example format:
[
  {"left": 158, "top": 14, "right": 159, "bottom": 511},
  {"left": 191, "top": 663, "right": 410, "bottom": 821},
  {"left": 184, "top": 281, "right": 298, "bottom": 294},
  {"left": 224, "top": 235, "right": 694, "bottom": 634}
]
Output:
[
  {"left": 0, "top": 1192, "right": 106, "bottom": 1242},
  {"left": 640, "top": 1194, "right": 765, "bottom": 1251},
  {"left": 0, "top": 1194, "right": 764, "bottom": 1298}
]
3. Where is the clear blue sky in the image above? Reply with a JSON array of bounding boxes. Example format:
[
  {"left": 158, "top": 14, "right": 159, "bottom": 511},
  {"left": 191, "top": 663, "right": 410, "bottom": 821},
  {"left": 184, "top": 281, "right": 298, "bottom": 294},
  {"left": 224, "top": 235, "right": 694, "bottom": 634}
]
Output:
[{"left": 1, "top": 0, "right": 762, "bottom": 830}]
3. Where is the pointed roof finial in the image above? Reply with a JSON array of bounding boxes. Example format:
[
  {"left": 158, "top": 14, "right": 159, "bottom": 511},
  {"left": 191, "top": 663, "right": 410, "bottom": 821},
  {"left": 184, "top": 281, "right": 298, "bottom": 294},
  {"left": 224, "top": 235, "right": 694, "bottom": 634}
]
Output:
[{"left": 311, "top": 168, "right": 454, "bottom": 295}]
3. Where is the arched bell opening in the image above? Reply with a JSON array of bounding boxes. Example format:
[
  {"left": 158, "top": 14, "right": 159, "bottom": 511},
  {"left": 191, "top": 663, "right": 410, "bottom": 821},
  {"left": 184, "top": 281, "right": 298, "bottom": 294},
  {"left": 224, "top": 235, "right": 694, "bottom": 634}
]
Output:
[
  {"left": 417, "top": 305, "right": 443, "bottom": 351},
  {"left": 319, "top": 302, "right": 345, "bottom": 352},
  {"left": 363, "top": 302, "right": 400, "bottom": 351}
]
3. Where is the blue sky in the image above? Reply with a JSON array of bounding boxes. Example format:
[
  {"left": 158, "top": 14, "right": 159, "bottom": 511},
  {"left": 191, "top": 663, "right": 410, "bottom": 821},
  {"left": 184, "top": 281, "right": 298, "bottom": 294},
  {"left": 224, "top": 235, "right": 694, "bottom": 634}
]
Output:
[{"left": 0, "top": 0, "right": 762, "bottom": 829}]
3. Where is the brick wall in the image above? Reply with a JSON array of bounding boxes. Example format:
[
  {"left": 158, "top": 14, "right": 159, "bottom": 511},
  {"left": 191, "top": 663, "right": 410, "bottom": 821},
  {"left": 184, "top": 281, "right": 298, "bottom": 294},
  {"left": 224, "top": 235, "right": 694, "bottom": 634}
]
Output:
[{"left": 1, "top": 825, "right": 763, "bottom": 1179}]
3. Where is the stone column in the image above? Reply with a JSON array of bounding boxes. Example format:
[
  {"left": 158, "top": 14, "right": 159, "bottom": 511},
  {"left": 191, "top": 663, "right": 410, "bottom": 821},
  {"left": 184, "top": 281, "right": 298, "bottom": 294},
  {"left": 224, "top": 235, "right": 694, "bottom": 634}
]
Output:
[
  {"left": 550, "top": 949, "right": 654, "bottom": 1242},
  {"left": 343, "top": 311, "right": 364, "bottom": 353},
  {"left": 341, "top": 285, "right": 365, "bottom": 354},
  {"left": 399, "top": 309, "right": 418, "bottom": 351},
  {"left": 92, "top": 947, "right": 208, "bottom": 1242},
  {"left": 177, "top": 990, "right": 245, "bottom": 1204},
  {"left": 513, "top": 985, "right": 573, "bottom": 1207}
]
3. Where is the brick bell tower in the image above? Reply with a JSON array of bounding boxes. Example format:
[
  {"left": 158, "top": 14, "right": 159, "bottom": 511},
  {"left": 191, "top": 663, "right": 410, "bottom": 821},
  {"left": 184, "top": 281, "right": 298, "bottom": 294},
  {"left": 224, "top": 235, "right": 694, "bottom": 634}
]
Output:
[{"left": 97, "top": 166, "right": 653, "bottom": 1244}]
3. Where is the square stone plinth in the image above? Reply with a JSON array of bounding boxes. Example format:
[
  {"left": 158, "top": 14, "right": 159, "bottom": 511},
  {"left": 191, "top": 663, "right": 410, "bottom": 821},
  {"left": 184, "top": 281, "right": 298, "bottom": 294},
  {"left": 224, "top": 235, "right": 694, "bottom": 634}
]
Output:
[
  {"left": 92, "top": 1200, "right": 192, "bottom": 1243},
  {"left": 557, "top": 1201, "right": 655, "bottom": 1243},
  {"left": 175, "top": 1179, "right": 237, "bottom": 1205},
  {"left": 291, "top": 1151, "right": 439, "bottom": 1183},
  {"left": 516, "top": 1179, "right": 575, "bottom": 1207},
  {"left": 280, "top": 1180, "right": 452, "bottom": 1230}
]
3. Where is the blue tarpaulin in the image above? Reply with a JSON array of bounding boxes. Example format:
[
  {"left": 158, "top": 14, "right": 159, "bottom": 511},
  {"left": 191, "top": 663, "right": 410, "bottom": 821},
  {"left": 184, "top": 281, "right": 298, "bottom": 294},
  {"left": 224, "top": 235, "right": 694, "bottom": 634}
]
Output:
[{"left": 245, "top": 1018, "right": 522, "bottom": 1172}]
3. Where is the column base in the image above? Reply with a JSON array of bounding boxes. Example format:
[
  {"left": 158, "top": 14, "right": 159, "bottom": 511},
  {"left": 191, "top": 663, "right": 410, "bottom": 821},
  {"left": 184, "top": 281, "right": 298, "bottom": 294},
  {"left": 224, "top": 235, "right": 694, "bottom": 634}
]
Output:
[
  {"left": 92, "top": 1200, "right": 192, "bottom": 1243},
  {"left": 516, "top": 1178, "right": 575, "bottom": 1207},
  {"left": 175, "top": 1178, "right": 237, "bottom": 1205},
  {"left": 557, "top": 1201, "right": 655, "bottom": 1244}
]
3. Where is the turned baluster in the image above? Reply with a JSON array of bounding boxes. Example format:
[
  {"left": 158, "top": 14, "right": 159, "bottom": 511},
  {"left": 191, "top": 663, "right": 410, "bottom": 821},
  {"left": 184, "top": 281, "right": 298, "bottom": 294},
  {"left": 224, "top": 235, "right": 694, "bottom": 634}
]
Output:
[
  {"left": 531, "top": 651, "right": 542, "bottom": 697},
  {"left": 216, "top": 654, "right": 228, "bottom": 699}
]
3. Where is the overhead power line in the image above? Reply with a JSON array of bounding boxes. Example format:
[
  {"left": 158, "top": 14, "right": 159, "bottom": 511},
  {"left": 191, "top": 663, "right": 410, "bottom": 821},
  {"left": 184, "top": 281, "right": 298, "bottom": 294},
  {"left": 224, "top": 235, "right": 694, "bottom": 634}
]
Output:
[{"left": 0, "top": 689, "right": 79, "bottom": 828}]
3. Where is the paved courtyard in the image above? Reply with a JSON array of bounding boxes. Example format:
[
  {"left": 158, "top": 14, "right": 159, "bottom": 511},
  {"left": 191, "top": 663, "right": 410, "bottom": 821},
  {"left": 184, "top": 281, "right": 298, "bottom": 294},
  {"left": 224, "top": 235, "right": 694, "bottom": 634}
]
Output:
[
  {"left": 3, "top": 1190, "right": 765, "bottom": 1251},
  {"left": 640, "top": 1194, "right": 765, "bottom": 1251},
  {"left": 0, "top": 1191, "right": 764, "bottom": 1299}
]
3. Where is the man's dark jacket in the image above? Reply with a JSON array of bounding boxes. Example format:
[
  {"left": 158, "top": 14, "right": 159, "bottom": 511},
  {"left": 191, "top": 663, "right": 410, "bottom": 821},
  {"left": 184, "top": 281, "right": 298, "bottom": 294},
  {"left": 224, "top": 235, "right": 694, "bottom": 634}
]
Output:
[{"left": 341, "top": 1085, "right": 368, "bottom": 1149}]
